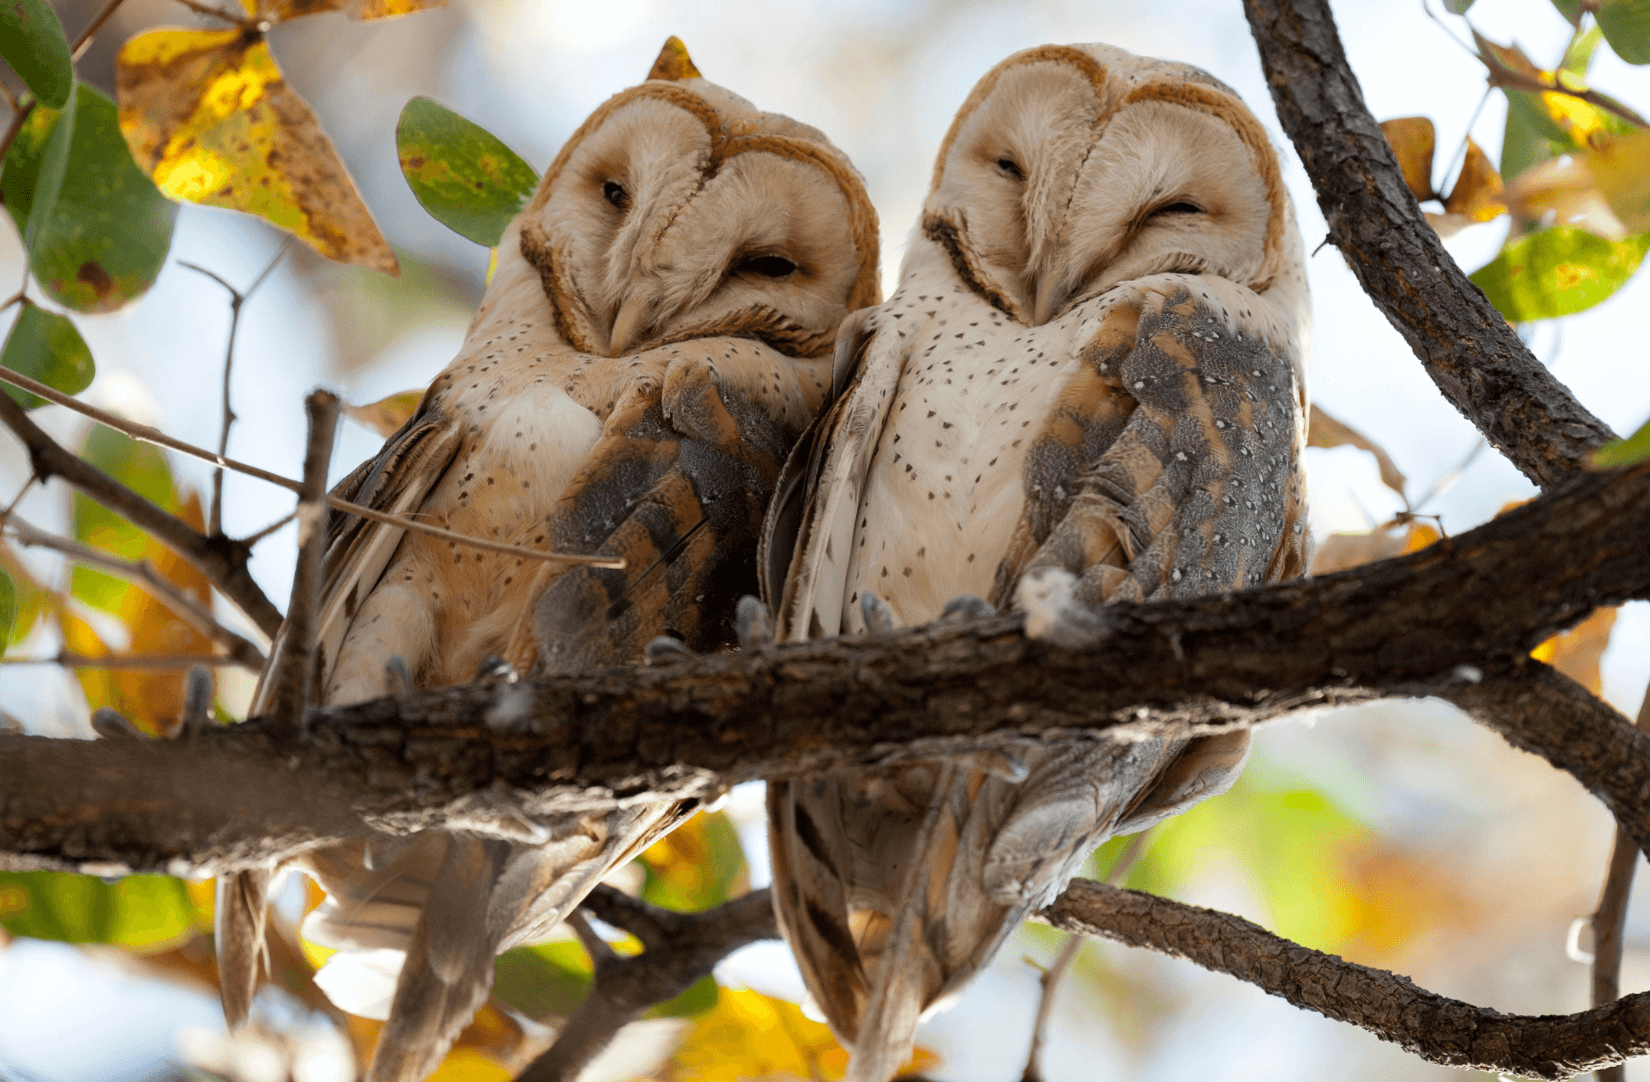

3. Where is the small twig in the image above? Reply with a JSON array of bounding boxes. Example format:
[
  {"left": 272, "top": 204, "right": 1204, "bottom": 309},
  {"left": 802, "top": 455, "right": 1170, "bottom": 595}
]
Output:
[
  {"left": 271, "top": 391, "right": 338, "bottom": 736},
  {"left": 0, "top": 387, "right": 283, "bottom": 636},
  {"left": 0, "top": 78, "right": 18, "bottom": 115},
  {"left": 1021, "top": 832, "right": 1150, "bottom": 1082},
  {"left": 0, "top": 101, "right": 36, "bottom": 175},
  {"left": 1589, "top": 679, "right": 1650, "bottom": 1082},
  {"left": 2, "top": 474, "right": 37, "bottom": 519},
  {"left": 0, "top": 652, "right": 244, "bottom": 669},
  {"left": 1476, "top": 48, "right": 1650, "bottom": 129},
  {"left": 238, "top": 509, "right": 296, "bottom": 548},
  {"left": 69, "top": 0, "right": 130, "bottom": 60},
  {"left": 169, "top": 0, "right": 246, "bottom": 24},
  {"left": 0, "top": 366, "right": 624, "bottom": 570},
  {"left": 181, "top": 240, "right": 293, "bottom": 537},
  {"left": 3, "top": 516, "right": 265, "bottom": 670},
  {"left": 517, "top": 888, "right": 778, "bottom": 1082}
]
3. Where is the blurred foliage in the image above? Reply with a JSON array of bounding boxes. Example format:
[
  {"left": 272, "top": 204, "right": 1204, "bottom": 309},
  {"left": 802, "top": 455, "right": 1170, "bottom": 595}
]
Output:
[
  {"left": 1592, "top": 412, "right": 1650, "bottom": 466},
  {"left": 0, "top": 870, "right": 196, "bottom": 951},
  {"left": 0, "top": 300, "right": 93, "bottom": 408},
  {"left": 396, "top": 97, "right": 540, "bottom": 248},
  {"left": 0, "top": 0, "right": 72, "bottom": 109},
  {"left": 640, "top": 810, "right": 748, "bottom": 912}
]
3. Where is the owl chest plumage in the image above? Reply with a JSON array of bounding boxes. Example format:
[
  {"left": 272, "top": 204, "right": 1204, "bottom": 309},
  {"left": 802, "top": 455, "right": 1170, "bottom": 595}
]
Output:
[{"left": 840, "top": 282, "right": 1082, "bottom": 627}]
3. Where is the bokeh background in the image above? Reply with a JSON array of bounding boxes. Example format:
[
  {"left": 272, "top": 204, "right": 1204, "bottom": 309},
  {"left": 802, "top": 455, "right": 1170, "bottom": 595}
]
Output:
[{"left": 3, "top": 0, "right": 1650, "bottom": 1079}]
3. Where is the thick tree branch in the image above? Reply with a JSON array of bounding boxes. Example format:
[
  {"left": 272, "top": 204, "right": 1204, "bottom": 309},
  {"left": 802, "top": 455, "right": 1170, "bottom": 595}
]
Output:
[
  {"left": 270, "top": 391, "right": 338, "bottom": 735},
  {"left": 0, "top": 392, "right": 284, "bottom": 636},
  {"left": 1, "top": 462, "right": 1646, "bottom": 876},
  {"left": 1038, "top": 879, "right": 1650, "bottom": 1079},
  {"left": 1244, "top": 0, "right": 1617, "bottom": 488},
  {"left": 517, "top": 888, "right": 778, "bottom": 1082}
]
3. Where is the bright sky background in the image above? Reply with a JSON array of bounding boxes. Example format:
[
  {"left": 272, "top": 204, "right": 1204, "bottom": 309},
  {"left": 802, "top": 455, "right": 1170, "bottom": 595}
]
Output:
[{"left": 2, "top": 0, "right": 1649, "bottom": 1079}]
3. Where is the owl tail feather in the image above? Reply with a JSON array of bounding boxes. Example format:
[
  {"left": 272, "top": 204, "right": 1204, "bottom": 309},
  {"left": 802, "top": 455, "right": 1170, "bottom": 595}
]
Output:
[{"left": 215, "top": 868, "right": 271, "bottom": 1028}]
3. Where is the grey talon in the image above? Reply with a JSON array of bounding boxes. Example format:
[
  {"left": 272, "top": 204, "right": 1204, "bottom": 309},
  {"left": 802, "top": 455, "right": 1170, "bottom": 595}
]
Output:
[
  {"left": 181, "top": 666, "right": 213, "bottom": 737},
  {"left": 475, "top": 654, "right": 519, "bottom": 683},
  {"left": 90, "top": 707, "right": 144, "bottom": 740},
  {"left": 385, "top": 653, "right": 413, "bottom": 695},
  {"left": 644, "top": 635, "right": 695, "bottom": 665},
  {"left": 860, "top": 592, "right": 895, "bottom": 633},
  {"left": 736, "top": 595, "right": 773, "bottom": 650},
  {"left": 939, "top": 594, "right": 996, "bottom": 622}
]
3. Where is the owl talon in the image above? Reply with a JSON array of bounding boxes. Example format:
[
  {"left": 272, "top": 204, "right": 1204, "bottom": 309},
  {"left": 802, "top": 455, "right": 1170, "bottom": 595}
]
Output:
[
  {"left": 90, "top": 707, "right": 144, "bottom": 740},
  {"left": 644, "top": 636, "right": 696, "bottom": 665},
  {"left": 859, "top": 592, "right": 897, "bottom": 634},
  {"left": 475, "top": 655, "right": 519, "bottom": 683},
  {"left": 938, "top": 595, "right": 995, "bottom": 622},
  {"left": 384, "top": 654, "right": 412, "bottom": 695},
  {"left": 180, "top": 666, "right": 213, "bottom": 738},
  {"left": 736, "top": 595, "right": 773, "bottom": 650},
  {"left": 1016, "top": 567, "right": 1106, "bottom": 648}
]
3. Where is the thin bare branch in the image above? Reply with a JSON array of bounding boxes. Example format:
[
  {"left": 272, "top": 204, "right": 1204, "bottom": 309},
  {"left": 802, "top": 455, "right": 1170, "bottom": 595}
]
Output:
[
  {"left": 0, "top": 79, "right": 18, "bottom": 116},
  {"left": 1038, "top": 879, "right": 1650, "bottom": 1079},
  {"left": 1477, "top": 49, "right": 1650, "bottom": 130},
  {"left": 238, "top": 509, "right": 296, "bottom": 548},
  {"left": 0, "top": 367, "right": 624, "bottom": 570},
  {"left": 0, "top": 101, "right": 35, "bottom": 172},
  {"left": 1243, "top": 0, "right": 1617, "bottom": 488},
  {"left": 269, "top": 391, "right": 337, "bottom": 736},
  {"left": 70, "top": 0, "right": 130, "bottom": 59},
  {"left": 169, "top": 0, "right": 245, "bottom": 23},
  {"left": 1590, "top": 680, "right": 1650, "bottom": 1082},
  {"left": 0, "top": 387, "right": 284, "bottom": 636},
  {"left": 3, "top": 516, "right": 265, "bottom": 669},
  {"left": 0, "top": 652, "right": 245, "bottom": 669},
  {"left": 518, "top": 888, "right": 778, "bottom": 1082}
]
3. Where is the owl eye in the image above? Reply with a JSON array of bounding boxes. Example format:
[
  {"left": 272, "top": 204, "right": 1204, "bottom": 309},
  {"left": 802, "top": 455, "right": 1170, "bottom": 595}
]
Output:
[
  {"left": 1153, "top": 201, "right": 1203, "bottom": 216},
  {"left": 737, "top": 255, "right": 798, "bottom": 278},
  {"left": 996, "top": 157, "right": 1025, "bottom": 180},
  {"left": 602, "top": 181, "right": 630, "bottom": 211}
]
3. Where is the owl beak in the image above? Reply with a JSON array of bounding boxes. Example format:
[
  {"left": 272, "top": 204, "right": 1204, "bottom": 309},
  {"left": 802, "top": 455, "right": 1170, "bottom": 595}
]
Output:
[
  {"left": 607, "top": 292, "right": 658, "bottom": 356},
  {"left": 1033, "top": 274, "right": 1069, "bottom": 326}
]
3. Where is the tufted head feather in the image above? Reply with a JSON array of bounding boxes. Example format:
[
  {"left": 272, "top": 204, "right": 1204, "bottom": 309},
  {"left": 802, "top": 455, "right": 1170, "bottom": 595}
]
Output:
[
  {"left": 516, "top": 44, "right": 881, "bottom": 360},
  {"left": 920, "top": 42, "right": 1308, "bottom": 344}
]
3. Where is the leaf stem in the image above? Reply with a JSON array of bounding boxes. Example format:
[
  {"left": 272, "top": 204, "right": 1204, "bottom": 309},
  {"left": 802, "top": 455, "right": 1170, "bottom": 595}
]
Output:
[{"left": 168, "top": 0, "right": 247, "bottom": 25}]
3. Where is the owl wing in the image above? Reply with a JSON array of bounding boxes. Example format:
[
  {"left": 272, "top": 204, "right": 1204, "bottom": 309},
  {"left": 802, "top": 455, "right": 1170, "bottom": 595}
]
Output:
[
  {"left": 982, "top": 279, "right": 1308, "bottom": 905},
  {"left": 767, "top": 307, "right": 899, "bottom": 640},
  {"left": 217, "top": 401, "right": 464, "bottom": 1031}
]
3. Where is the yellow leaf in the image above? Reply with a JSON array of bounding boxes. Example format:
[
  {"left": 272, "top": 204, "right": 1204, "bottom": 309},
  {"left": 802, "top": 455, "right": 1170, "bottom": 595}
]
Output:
[
  {"left": 1506, "top": 155, "right": 1629, "bottom": 241},
  {"left": 1585, "top": 128, "right": 1650, "bottom": 234},
  {"left": 665, "top": 987, "right": 937, "bottom": 1081},
  {"left": 1308, "top": 522, "right": 1435, "bottom": 576},
  {"left": 116, "top": 30, "right": 397, "bottom": 274},
  {"left": 255, "top": 0, "right": 448, "bottom": 20},
  {"left": 345, "top": 388, "right": 425, "bottom": 437},
  {"left": 1306, "top": 404, "right": 1406, "bottom": 497},
  {"left": 1531, "top": 605, "right": 1617, "bottom": 694},
  {"left": 1378, "top": 117, "right": 1436, "bottom": 203},
  {"left": 423, "top": 1049, "right": 513, "bottom": 1082},
  {"left": 648, "top": 36, "right": 702, "bottom": 82},
  {"left": 1441, "top": 138, "right": 1507, "bottom": 224}
]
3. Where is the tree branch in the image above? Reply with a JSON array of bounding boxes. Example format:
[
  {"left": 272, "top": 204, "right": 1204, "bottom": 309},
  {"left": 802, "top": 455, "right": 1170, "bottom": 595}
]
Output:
[
  {"left": 517, "top": 888, "right": 778, "bottom": 1082},
  {"left": 1243, "top": 0, "right": 1617, "bottom": 488},
  {"left": 1, "top": 461, "right": 1646, "bottom": 875},
  {"left": 1038, "top": 879, "right": 1650, "bottom": 1079},
  {"left": 1588, "top": 679, "right": 1650, "bottom": 1082},
  {"left": 0, "top": 391, "right": 284, "bottom": 636},
  {"left": 269, "top": 390, "right": 338, "bottom": 736}
]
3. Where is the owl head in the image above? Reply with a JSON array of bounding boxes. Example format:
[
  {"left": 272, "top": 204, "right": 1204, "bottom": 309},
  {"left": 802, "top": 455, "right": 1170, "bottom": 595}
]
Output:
[
  {"left": 919, "top": 43, "right": 1307, "bottom": 341},
  {"left": 515, "top": 39, "right": 881, "bottom": 360}
]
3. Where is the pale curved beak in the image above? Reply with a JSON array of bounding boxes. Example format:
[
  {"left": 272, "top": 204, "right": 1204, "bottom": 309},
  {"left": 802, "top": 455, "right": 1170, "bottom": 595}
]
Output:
[
  {"left": 607, "top": 292, "right": 658, "bottom": 356},
  {"left": 1032, "top": 273, "right": 1069, "bottom": 327}
]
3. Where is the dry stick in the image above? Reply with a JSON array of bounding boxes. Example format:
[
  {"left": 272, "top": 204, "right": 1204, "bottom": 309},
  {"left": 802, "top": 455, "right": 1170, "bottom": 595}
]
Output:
[
  {"left": 1021, "top": 833, "right": 1151, "bottom": 1082},
  {"left": 0, "top": 652, "right": 244, "bottom": 669},
  {"left": 271, "top": 391, "right": 337, "bottom": 736},
  {"left": 517, "top": 888, "right": 779, "bottom": 1082},
  {"left": 1038, "top": 879, "right": 1650, "bottom": 1080},
  {"left": 1242, "top": 0, "right": 1617, "bottom": 489},
  {"left": 69, "top": 0, "right": 130, "bottom": 60},
  {"left": 238, "top": 509, "right": 296, "bottom": 548},
  {"left": 3, "top": 516, "right": 265, "bottom": 669},
  {"left": 0, "top": 388, "right": 284, "bottom": 637},
  {"left": 1591, "top": 680, "right": 1650, "bottom": 1082},
  {"left": 0, "top": 367, "right": 623, "bottom": 570},
  {"left": 181, "top": 239, "right": 294, "bottom": 537}
]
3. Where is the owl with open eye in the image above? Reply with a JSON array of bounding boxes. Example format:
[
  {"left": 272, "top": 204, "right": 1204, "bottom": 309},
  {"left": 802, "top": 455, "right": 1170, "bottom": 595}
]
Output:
[
  {"left": 761, "top": 43, "right": 1310, "bottom": 1082},
  {"left": 214, "top": 39, "right": 879, "bottom": 1082}
]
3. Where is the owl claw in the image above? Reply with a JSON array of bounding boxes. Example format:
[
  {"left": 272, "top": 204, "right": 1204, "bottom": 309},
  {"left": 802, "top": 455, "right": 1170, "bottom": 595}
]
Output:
[
  {"left": 1016, "top": 567, "right": 1105, "bottom": 647},
  {"left": 938, "top": 595, "right": 995, "bottom": 622},
  {"left": 180, "top": 666, "right": 213, "bottom": 738},
  {"left": 90, "top": 707, "right": 144, "bottom": 740},
  {"left": 859, "top": 592, "right": 896, "bottom": 634},
  {"left": 475, "top": 655, "right": 519, "bottom": 683},
  {"left": 644, "top": 636, "right": 696, "bottom": 665},
  {"left": 384, "top": 654, "right": 412, "bottom": 695},
  {"left": 736, "top": 595, "right": 773, "bottom": 650}
]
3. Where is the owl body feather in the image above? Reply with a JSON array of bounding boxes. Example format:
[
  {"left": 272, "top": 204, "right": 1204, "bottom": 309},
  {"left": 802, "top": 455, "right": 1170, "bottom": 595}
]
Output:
[
  {"left": 217, "top": 45, "right": 878, "bottom": 1082},
  {"left": 765, "top": 43, "right": 1309, "bottom": 1082}
]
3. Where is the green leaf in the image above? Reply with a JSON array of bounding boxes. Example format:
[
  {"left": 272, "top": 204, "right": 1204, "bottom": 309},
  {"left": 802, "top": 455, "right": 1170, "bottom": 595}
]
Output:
[
  {"left": 1470, "top": 228, "right": 1650, "bottom": 321},
  {"left": 494, "top": 940, "right": 593, "bottom": 1020},
  {"left": 1599, "top": 0, "right": 1650, "bottom": 63},
  {"left": 1552, "top": 0, "right": 1583, "bottom": 24},
  {"left": 71, "top": 424, "right": 179, "bottom": 611},
  {"left": 396, "top": 97, "right": 538, "bottom": 247},
  {"left": 1, "top": 85, "right": 177, "bottom": 313},
  {"left": 0, "top": 568, "right": 14, "bottom": 649},
  {"left": 0, "top": 871, "right": 198, "bottom": 950},
  {"left": 24, "top": 80, "right": 76, "bottom": 257},
  {"left": 0, "top": 0, "right": 73, "bottom": 108},
  {"left": 1443, "top": 0, "right": 1475, "bottom": 11},
  {"left": 1, "top": 302, "right": 94, "bottom": 410},
  {"left": 1591, "top": 414, "right": 1650, "bottom": 467}
]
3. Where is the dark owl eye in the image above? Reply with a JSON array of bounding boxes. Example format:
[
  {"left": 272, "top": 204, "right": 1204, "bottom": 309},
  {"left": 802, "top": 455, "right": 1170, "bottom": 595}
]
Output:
[
  {"left": 1154, "top": 201, "right": 1203, "bottom": 216},
  {"left": 737, "top": 255, "right": 798, "bottom": 278},
  {"left": 996, "top": 157, "right": 1024, "bottom": 180},
  {"left": 602, "top": 181, "right": 630, "bottom": 210}
]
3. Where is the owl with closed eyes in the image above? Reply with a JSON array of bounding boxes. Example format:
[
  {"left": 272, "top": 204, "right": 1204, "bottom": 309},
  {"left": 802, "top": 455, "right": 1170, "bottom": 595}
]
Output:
[
  {"left": 761, "top": 43, "right": 1310, "bottom": 1082},
  {"left": 214, "top": 39, "right": 878, "bottom": 1082}
]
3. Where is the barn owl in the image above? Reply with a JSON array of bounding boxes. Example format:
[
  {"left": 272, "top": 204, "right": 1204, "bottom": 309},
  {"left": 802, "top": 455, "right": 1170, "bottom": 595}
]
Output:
[
  {"left": 762, "top": 43, "right": 1311, "bottom": 1082},
  {"left": 215, "top": 40, "right": 878, "bottom": 1082}
]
